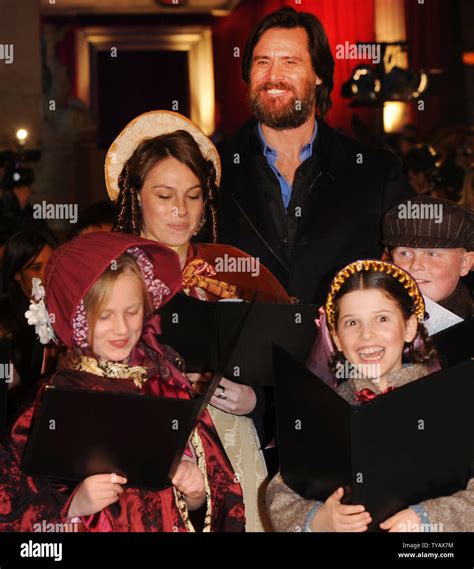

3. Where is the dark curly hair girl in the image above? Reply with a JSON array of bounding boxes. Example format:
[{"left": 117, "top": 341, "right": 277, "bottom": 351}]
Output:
[{"left": 329, "top": 269, "right": 438, "bottom": 382}]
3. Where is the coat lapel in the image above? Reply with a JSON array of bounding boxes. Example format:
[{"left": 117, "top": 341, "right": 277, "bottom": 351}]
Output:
[
  {"left": 229, "top": 122, "right": 290, "bottom": 271},
  {"left": 294, "top": 120, "right": 345, "bottom": 241}
]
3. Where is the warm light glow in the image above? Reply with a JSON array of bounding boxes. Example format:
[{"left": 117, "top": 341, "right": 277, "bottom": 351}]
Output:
[
  {"left": 354, "top": 68, "right": 368, "bottom": 80},
  {"left": 417, "top": 73, "right": 428, "bottom": 95},
  {"left": 463, "top": 52, "right": 474, "bottom": 65},
  {"left": 383, "top": 102, "right": 407, "bottom": 133},
  {"left": 16, "top": 128, "right": 28, "bottom": 142}
]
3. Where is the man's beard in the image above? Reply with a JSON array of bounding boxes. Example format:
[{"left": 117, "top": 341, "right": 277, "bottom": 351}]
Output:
[{"left": 249, "top": 79, "right": 316, "bottom": 130}]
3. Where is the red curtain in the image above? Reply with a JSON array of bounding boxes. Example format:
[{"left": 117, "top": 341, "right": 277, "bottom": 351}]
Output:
[{"left": 212, "top": 0, "right": 376, "bottom": 136}]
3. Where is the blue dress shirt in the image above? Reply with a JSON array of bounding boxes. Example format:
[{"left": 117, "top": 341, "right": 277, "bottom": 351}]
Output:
[{"left": 256, "top": 121, "right": 318, "bottom": 210}]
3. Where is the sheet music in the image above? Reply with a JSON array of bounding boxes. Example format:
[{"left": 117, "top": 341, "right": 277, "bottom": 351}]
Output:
[{"left": 423, "top": 296, "right": 463, "bottom": 335}]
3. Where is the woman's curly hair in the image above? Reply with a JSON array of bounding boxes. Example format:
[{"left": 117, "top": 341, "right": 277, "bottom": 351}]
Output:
[{"left": 113, "top": 130, "right": 218, "bottom": 242}]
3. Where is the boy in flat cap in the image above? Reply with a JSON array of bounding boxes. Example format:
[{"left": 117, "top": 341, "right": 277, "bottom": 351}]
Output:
[{"left": 383, "top": 197, "right": 473, "bottom": 320}]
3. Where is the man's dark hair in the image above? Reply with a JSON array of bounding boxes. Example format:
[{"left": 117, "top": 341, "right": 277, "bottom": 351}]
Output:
[{"left": 242, "top": 7, "right": 335, "bottom": 118}]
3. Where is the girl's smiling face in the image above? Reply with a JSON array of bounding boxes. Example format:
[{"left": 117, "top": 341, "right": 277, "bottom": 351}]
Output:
[
  {"left": 332, "top": 289, "right": 418, "bottom": 384},
  {"left": 91, "top": 271, "right": 145, "bottom": 362}
]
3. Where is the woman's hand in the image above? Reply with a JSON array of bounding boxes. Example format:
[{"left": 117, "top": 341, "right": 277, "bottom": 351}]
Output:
[
  {"left": 67, "top": 473, "right": 127, "bottom": 518},
  {"left": 209, "top": 377, "right": 257, "bottom": 415},
  {"left": 380, "top": 508, "right": 421, "bottom": 532},
  {"left": 187, "top": 373, "right": 257, "bottom": 415},
  {"left": 172, "top": 460, "right": 206, "bottom": 511},
  {"left": 311, "top": 487, "right": 371, "bottom": 532}
]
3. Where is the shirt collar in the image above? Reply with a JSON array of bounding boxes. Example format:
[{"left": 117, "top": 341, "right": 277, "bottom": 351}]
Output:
[{"left": 256, "top": 120, "right": 318, "bottom": 159}]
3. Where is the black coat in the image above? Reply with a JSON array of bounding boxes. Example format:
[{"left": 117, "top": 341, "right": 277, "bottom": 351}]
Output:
[{"left": 217, "top": 118, "right": 414, "bottom": 305}]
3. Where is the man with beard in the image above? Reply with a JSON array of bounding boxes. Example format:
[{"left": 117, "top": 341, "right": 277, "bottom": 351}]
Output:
[{"left": 216, "top": 7, "right": 413, "bottom": 305}]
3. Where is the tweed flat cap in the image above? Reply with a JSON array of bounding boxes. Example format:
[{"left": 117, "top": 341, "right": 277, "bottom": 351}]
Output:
[{"left": 383, "top": 197, "right": 474, "bottom": 251}]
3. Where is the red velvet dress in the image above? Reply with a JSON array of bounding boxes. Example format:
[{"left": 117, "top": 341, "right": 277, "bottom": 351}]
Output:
[{"left": 0, "top": 343, "right": 245, "bottom": 532}]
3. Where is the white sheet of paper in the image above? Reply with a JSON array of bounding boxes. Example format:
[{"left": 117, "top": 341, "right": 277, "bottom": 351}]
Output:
[{"left": 423, "top": 296, "right": 463, "bottom": 335}]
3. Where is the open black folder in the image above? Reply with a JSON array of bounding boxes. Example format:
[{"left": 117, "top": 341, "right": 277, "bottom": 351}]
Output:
[
  {"left": 21, "top": 300, "right": 255, "bottom": 490},
  {"left": 273, "top": 346, "right": 473, "bottom": 531},
  {"left": 431, "top": 318, "right": 474, "bottom": 367},
  {"left": 21, "top": 386, "right": 208, "bottom": 490},
  {"left": 158, "top": 293, "right": 317, "bottom": 385}
]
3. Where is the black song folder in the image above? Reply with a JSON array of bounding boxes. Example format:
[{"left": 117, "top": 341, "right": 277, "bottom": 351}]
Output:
[
  {"left": 21, "top": 386, "right": 208, "bottom": 490},
  {"left": 273, "top": 346, "right": 473, "bottom": 531},
  {"left": 158, "top": 293, "right": 317, "bottom": 385},
  {"left": 431, "top": 318, "right": 474, "bottom": 367}
]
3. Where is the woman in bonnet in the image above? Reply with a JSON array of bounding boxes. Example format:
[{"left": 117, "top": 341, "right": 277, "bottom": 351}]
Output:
[
  {"left": 107, "top": 110, "right": 290, "bottom": 531},
  {"left": 0, "top": 231, "right": 244, "bottom": 532}
]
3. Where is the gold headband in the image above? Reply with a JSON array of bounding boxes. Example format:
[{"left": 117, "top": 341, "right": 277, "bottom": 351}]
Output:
[{"left": 325, "top": 259, "right": 425, "bottom": 331}]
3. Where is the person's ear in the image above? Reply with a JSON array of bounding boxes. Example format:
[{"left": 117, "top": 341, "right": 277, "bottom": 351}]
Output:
[
  {"left": 404, "top": 314, "right": 418, "bottom": 343},
  {"left": 316, "top": 76, "right": 322, "bottom": 86},
  {"left": 460, "top": 250, "right": 473, "bottom": 276},
  {"left": 136, "top": 191, "right": 142, "bottom": 206},
  {"left": 14, "top": 271, "right": 22, "bottom": 282}
]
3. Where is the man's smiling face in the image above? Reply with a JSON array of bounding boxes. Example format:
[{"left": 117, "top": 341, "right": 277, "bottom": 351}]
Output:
[{"left": 249, "top": 27, "right": 321, "bottom": 129}]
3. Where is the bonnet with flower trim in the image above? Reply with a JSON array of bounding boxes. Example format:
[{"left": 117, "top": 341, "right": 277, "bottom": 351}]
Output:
[{"left": 26, "top": 231, "right": 182, "bottom": 349}]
